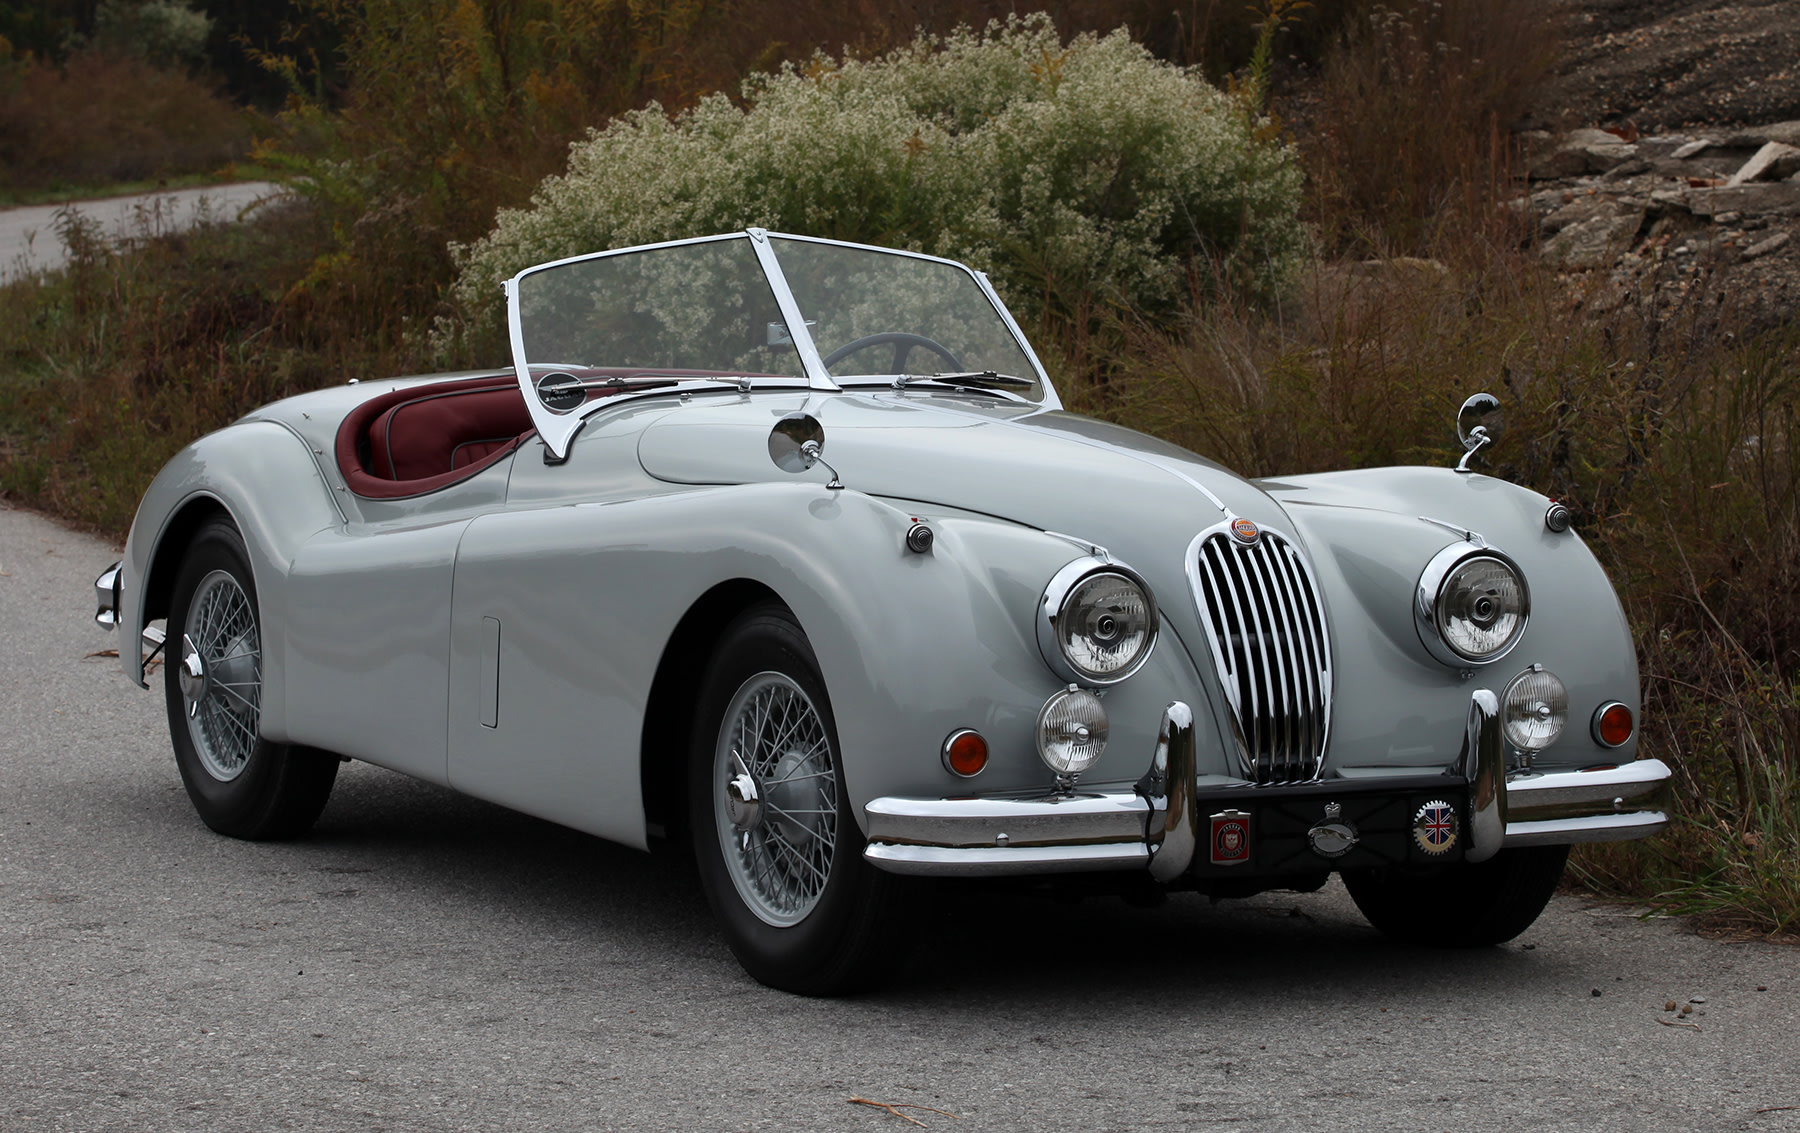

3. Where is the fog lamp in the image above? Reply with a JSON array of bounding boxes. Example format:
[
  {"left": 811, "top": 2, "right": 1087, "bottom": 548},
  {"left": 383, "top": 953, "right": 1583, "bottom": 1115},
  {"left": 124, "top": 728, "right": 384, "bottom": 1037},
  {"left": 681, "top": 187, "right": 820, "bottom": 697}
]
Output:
[
  {"left": 1036, "top": 686, "right": 1108, "bottom": 778},
  {"left": 1503, "top": 665, "right": 1568, "bottom": 750}
]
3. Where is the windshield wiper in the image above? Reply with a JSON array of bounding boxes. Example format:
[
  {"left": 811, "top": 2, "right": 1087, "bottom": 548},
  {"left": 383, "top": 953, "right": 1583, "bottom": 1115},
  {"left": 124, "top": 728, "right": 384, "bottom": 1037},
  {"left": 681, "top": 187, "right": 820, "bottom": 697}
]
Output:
[{"left": 893, "top": 370, "right": 1035, "bottom": 391}]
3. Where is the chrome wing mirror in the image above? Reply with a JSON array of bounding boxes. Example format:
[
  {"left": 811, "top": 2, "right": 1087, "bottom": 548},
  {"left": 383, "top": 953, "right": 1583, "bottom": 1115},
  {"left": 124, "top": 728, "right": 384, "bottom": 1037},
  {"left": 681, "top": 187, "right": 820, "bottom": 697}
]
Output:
[
  {"left": 768, "top": 413, "right": 844, "bottom": 490},
  {"left": 1454, "top": 393, "right": 1502, "bottom": 474}
]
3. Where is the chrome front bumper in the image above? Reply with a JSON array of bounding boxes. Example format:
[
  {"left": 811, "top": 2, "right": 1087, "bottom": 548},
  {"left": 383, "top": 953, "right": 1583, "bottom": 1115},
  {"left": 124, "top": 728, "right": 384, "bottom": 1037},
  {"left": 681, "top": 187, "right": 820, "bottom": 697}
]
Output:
[{"left": 862, "top": 694, "right": 1672, "bottom": 877}]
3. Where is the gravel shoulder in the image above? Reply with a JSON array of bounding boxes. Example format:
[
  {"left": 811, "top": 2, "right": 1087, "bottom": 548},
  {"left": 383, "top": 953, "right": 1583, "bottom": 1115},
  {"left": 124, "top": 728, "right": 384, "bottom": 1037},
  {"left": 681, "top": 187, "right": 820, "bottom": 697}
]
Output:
[{"left": 3, "top": 501, "right": 1798, "bottom": 1132}]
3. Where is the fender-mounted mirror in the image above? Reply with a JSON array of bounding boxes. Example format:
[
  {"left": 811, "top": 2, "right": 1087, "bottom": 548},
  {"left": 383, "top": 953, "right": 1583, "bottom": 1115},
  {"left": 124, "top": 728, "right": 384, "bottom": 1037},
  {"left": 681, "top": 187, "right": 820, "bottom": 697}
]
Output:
[
  {"left": 768, "top": 413, "right": 843, "bottom": 489},
  {"left": 1455, "top": 393, "right": 1502, "bottom": 473}
]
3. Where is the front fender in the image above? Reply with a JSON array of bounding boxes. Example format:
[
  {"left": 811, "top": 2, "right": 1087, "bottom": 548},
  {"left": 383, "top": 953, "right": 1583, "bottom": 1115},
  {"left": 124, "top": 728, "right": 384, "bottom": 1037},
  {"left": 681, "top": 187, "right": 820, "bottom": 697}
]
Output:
[
  {"left": 1264, "top": 466, "right": 1638, "bottom": 773},
  {"left": 120, "top": 420, "right": 342, "bottom": 739}
]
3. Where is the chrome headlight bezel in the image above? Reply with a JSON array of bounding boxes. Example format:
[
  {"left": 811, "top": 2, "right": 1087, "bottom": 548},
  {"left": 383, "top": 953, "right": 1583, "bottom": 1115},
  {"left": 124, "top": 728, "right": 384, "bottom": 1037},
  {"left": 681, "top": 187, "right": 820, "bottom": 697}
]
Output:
[
  {"left": 1036, "top": 558, "right": 1159, "bottom": 687},
  {"left": 1414, "top": 543, "right": 1531, "bottom": 667}
]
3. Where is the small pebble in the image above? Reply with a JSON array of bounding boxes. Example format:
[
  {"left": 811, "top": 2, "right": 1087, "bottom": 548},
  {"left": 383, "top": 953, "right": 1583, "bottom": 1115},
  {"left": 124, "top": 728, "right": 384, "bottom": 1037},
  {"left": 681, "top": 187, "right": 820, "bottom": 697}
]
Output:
[
  {"left": 1591, "top": 988, "right": 1602, "bottom": 997},
  {"left": 1757, "top": 986, "right": 1768, "bottom": 992},
  {"left": 1690, "top": 996, "right": 1707, "bottom": 1004},
  {"left": 1521, "top": 943, "right": 1536, "bottom": 951},
  {"left": 1665, "top": 1001, "right": 1678, "bottom": 1011},
  {"left": 1680, "top": 1004, "right": 1693, "bottom": 1015}
]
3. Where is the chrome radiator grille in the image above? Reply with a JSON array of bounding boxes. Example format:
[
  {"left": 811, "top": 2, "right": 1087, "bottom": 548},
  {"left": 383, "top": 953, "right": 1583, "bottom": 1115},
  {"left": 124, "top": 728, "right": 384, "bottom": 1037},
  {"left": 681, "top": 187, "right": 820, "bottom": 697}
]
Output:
[{"left": 1191, "top": 527, "right": 1333, "bottom": 783}]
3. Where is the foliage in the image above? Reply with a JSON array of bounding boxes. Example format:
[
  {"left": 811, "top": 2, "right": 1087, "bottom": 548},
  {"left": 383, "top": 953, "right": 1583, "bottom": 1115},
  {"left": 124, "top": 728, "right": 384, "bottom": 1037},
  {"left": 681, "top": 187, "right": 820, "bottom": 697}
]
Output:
[
  {"left": 0, "top": 49, "right": 250, "bottom": 196},
  {"left": 93, "top": 0, "right": 213, "bottom": 68},
  {"left": 444, "top": 15, "right": 1305, "bottom": 358}
]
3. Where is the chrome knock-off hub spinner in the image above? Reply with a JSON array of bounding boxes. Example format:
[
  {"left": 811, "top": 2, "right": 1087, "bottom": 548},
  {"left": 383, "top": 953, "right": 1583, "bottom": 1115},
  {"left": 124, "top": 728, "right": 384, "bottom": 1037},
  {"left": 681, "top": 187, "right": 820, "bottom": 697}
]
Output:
[
  {"left": 178, "top": 633, "right": 208, "bottom": 711},
  {"left": 725, "top": 750, "right": 762, "bottom": 832}
]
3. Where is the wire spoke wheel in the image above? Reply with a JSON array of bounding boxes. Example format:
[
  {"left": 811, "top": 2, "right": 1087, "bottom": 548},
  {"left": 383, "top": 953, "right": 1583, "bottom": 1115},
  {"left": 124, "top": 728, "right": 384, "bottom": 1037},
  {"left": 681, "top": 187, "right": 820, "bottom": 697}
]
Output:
[
  {"left": 714, "top": 671, "right": 839, "bottom": 927},
  {"left": 180, "top": 568, "right": 262, "bottom": 782}
]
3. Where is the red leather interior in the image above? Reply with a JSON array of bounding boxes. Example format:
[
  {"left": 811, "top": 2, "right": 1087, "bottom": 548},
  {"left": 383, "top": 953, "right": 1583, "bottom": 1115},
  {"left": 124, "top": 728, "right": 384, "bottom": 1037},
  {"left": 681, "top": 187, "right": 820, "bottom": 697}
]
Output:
[{"left": 335, "top": 376, "right": 533, "bottom": 500}]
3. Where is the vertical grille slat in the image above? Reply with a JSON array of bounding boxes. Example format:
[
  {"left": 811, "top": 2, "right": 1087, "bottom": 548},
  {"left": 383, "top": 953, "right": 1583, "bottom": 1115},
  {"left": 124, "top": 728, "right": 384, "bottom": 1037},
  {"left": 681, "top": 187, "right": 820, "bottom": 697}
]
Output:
[{"left": 1191, "top": 526, "right": 1333, "bottom": 784}]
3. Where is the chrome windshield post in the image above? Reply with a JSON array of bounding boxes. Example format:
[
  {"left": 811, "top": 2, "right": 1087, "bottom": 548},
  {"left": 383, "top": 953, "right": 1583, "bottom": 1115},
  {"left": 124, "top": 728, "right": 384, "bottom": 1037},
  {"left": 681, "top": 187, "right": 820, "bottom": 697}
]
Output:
[{"left": 746, "top": 228, "right": 839, "bottom": 393}]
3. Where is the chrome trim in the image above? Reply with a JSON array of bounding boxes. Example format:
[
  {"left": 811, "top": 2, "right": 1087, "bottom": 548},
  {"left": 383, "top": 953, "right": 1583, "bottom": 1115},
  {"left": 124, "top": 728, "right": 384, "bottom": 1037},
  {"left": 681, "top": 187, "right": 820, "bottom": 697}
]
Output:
[
  {"left": 940, "top": 728, "right": 986, "bottom": 778},
  {"left": 971, "top": 269, "right": 1060, "bottom": 408},
  {"left": 1413, "top": 542, "right": 1531, "bottom": 668},
  {"left": 864, "top": 842, "right": 1149, "bottom": 876},
  {"left": 1186, "top": 522, "right": 1333, "bottom": 783},
  {"left": 94, "top": 562, "right": 122, "bottom": 630},
  {"left": 864, "top": 791, "right": 1150, "bottom": 849},
  {"left": 1590, "top": 701, "right": 1633, "bottom": 748},
  {"left": 745, "top": 228, "right": 838, "bottom": 393},
  {"left": 1544, "top": 502, "right": 1573, "bottom": 533},
  {"left": 1035, "top": 557, "right": 1160, "bottom": 687},
  {"left": 1141, "top": 702, "right": 1198, "bottom": 881},
  {"left": 1505, "top": 757, "right": 1670, "bottom": 822},
  {"left": 1503, "top": 811, "right": 1668, "bottom": 846},
  {"left": 1463, "top": 688, "right": 1506, "bottom": 863}
]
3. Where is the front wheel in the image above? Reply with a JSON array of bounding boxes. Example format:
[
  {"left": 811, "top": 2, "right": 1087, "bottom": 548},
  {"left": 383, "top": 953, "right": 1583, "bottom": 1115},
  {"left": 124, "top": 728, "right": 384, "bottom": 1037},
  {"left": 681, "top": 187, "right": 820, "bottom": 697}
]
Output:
[
  {"left": 164, "top": 519, "right": 338, "bottom": 840},
  {"left": 687, "top": 603, "right": 905, "bottom": 994},
  {"left": 1343, "top": 844, "right": 1569, "bottom": 947}
]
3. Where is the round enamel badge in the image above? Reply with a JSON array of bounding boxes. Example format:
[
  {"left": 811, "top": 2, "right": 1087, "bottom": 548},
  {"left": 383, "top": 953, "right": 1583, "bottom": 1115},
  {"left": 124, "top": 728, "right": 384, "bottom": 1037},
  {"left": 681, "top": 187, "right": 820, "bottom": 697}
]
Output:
[
  {"left": 1230, "top": 517, "right": 1261, "bottom": 545},
  {"left": 1412, "top": 799, "right": 1460, "bottom": 855}
]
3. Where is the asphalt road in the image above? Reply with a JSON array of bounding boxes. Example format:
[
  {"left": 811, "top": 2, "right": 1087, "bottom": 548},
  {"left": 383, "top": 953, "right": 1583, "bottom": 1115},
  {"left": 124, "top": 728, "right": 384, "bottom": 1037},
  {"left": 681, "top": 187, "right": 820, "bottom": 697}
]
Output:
[
  {"left": 0, "top": 182, "right": 281, "bottom": 281},
  {"left": 2, "top": 501, "right": 1797, "bottom": 1132}
]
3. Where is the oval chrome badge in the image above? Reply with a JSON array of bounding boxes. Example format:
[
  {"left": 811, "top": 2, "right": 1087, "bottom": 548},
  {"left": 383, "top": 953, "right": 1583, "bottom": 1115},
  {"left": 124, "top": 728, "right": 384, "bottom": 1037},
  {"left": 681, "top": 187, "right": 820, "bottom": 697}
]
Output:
[{"left": 1230, "top": 517, "right": 1261, "bottom": 545}]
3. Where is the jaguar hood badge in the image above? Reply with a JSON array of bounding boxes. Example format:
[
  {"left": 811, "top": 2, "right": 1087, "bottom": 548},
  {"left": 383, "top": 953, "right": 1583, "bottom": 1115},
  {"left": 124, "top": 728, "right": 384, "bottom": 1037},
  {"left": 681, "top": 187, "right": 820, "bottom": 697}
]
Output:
[{"left": 1307, "top": 801, "right": 1359, "bottom": 859}]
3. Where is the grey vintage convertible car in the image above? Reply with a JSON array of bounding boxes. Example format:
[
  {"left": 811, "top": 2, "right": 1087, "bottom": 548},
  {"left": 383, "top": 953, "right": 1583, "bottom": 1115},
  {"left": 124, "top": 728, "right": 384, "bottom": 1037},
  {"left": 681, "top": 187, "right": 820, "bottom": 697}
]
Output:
[{"left": 94, "top": 230, "right": 1669, "bottom": 993}]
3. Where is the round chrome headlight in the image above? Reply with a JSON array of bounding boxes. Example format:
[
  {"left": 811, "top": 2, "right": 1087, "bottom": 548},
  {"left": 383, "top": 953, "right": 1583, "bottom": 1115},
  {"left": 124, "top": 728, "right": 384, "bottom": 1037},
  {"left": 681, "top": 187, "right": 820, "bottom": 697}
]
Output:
[
  {"left": 1503, "top": 665, "right": 1568, "bottom": 750},
  {"left": 1036, "top": 686, "right": 1109, "bottom": 777},
  {"left": 1415, "top": 545, "right": 1529, "bottom": 666},
  {"left": 1037, "top": 560, "right": 1158, "bottom": 686}
]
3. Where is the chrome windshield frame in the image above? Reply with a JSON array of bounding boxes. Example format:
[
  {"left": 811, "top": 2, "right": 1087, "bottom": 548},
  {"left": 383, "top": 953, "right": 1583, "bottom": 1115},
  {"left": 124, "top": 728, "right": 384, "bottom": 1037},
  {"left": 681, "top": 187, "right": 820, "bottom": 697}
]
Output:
[{"left": 506, "top": 229, "right": 1059, "bottom": 460}]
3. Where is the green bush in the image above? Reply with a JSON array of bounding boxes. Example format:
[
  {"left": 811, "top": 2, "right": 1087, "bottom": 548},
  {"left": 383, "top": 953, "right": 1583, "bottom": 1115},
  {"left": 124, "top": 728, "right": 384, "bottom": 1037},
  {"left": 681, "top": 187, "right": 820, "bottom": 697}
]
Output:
[{"left": 441, "top": 15, "right": 1304, "bottom": 355}]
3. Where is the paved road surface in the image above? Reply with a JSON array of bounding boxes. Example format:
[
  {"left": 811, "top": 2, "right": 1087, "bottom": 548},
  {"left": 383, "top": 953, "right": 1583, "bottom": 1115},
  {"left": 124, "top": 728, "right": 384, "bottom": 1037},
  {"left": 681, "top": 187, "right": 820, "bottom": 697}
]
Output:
[
  {"left": 2, "top": 502, "right": 1796, "bottom": 1132},
  {"left": 0, "top": 182, "right": 281, "bottom": 281}
]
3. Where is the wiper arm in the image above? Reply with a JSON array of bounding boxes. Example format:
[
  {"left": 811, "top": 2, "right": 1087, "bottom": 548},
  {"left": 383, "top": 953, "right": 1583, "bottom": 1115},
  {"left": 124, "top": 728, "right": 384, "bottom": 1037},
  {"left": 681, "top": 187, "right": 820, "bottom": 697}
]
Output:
[{"left": 893, "top": 370, "right": 1035, "bottom": 391}]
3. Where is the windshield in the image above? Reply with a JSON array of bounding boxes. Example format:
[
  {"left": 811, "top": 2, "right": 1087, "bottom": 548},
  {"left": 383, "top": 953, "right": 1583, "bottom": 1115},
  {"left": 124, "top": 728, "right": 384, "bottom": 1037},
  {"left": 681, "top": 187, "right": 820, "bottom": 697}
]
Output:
[
  {"left": 513, "top": 236, "right": 804, "bottom": 378},
  {"left": 770, "top": 237, "right": 1039, "bottom": 394},
  {"left": 509, "top": 231, "right": 1049, "bottom": 458}
]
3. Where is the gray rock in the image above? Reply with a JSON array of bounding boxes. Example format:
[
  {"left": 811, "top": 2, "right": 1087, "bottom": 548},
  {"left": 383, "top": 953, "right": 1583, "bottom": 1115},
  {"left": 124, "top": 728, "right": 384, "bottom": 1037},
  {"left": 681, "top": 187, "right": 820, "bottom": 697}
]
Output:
[
  {"left": 1542, "top": 206, "right": 1647, "bottom": 268},
  {"left": 1527, "top": 128, "right": 1638, "bottom": 179},
  {"left": 1727, "top": 121, "right": 1800, "bottom": 149},
  {"left": 1742, "top": 232, "right": 1792, "bottom": 260},
  {"left": 1728, "top": 142, "right": 1800, "bottom": 186},
  {"left": 1672, "top": 140, "right": 1712, "bottom": 159},
  {"left": 1684, "top": 182, "right": 1800, "bottom": 217},
  {"left": 1542, "top": 198, "right": 1612, "bottom": 235}
]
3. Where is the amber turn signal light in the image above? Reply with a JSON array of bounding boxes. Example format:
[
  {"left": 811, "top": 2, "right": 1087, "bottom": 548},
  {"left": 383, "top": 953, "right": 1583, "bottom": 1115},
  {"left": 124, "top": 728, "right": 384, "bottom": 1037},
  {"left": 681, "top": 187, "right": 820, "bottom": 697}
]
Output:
[
  {"left": 1592, "top": 702, "right": 1634, "bottom": 748},
  {"left": 942, "top": 729, "right": 988, "bottom": 777}
]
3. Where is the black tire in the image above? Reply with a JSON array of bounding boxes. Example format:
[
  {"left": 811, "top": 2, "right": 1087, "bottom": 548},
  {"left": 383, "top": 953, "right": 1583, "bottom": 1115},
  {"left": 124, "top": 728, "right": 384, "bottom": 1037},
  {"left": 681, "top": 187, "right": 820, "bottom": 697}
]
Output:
[
  {"left": 164, "top": 519, "right": 338, "bottom": 840},
  {"left": 1343, "top": 844, "right": 1569, "bottom": 947},
  {"left": 687, "top": 602, "right": 906, "bottom": 994}
]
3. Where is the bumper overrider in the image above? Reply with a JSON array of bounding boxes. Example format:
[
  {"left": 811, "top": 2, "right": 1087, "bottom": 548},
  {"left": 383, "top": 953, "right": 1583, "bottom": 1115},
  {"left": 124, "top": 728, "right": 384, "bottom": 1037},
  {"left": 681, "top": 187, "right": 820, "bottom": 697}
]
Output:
[{"left": 862, "top": 691, "right": 1672, "bottom": 878}]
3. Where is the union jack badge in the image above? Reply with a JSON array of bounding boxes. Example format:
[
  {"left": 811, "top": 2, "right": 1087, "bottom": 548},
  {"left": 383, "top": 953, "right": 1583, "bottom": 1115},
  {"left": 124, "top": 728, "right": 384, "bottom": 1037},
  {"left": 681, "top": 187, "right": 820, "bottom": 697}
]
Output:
[
  {"left": 1210, "top": 809, "right": 1252, "bottom": 866},
  {"left": 1412, "top": 799, "right": 1459, "bottom": 855}
]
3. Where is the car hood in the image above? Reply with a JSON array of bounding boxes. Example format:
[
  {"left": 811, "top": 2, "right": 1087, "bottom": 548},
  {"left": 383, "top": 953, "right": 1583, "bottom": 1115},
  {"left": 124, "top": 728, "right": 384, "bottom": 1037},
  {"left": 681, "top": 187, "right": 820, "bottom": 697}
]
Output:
[{"left": 636, "top": 391, "right": 1297, "bottom": 617}]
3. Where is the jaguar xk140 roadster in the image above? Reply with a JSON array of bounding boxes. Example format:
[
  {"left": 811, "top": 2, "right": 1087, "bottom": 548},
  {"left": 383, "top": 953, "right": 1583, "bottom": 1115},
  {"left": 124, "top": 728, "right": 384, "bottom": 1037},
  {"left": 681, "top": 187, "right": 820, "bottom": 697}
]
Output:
[{"left": 95, "top": 230, "right": 1669, "bottom": 992}]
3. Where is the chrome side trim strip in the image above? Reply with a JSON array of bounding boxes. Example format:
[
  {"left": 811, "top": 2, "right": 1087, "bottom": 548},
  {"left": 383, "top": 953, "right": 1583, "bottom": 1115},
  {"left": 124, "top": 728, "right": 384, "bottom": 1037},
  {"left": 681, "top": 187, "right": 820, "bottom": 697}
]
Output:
[
  {"left": 1503, "top": 811, "right": 1668, "bottom": 846},
  {"left": 864, "top": 841, "right": 1150, "bottom": 876},
  {"left": 1463, "top": 688, "right": 1506, "bottom": 863}
]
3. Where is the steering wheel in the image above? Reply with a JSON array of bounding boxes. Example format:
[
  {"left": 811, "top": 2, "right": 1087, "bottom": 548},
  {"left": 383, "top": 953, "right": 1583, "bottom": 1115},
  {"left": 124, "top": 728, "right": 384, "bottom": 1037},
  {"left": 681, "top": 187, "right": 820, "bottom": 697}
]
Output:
[{"left": 820, "top": 332, "right": 962, "bottom": 375}]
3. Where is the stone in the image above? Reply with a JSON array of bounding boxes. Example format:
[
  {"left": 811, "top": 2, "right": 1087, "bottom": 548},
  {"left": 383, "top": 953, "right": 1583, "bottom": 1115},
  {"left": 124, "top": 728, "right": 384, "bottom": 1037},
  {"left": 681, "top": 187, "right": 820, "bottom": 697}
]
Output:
[
  {"left": 1683, "top": 182, "right": 1800, "bottom": 218},
  {"left": 1714, "top": 212, "right": 1743, "bottom": 224},
  {"left": 1728, "top": 142, "right": 1800, "bottom": 186},
  {"left": 1742, "top": 232, "right": 1792, "bottom": 260},
  {"left": 1543, "top": 206, "right": 1647, "bottom": 268},
  {"left": 1527, "top": 128, "right": 1638, "bottom": 180},
  {"left": 1730, "top": 121, "right": 1800, "bottom": 148},
  {"left": 1672, "top": 140, "right": 1712, "bottom": 159}
]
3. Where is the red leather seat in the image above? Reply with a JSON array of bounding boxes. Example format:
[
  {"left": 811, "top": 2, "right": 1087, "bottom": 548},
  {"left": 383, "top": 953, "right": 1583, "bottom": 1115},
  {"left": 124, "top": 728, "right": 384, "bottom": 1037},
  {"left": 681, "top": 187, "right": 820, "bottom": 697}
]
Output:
[{"left": 335, "top": 377, "right": 533, "bottom": 499}]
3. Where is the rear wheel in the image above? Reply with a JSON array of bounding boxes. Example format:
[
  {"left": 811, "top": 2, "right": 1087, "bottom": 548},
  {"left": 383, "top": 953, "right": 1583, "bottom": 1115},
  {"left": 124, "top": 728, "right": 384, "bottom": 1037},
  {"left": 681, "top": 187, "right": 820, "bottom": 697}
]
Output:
[
  {"left": 1343, "top": 845, "right": 1569, "bottom": 947},
  {"left": 164, "top": 519, "right": 338, "bottom": 840},
  {"left": 688, "top": 603, "right": 905, "bottom": 994}
]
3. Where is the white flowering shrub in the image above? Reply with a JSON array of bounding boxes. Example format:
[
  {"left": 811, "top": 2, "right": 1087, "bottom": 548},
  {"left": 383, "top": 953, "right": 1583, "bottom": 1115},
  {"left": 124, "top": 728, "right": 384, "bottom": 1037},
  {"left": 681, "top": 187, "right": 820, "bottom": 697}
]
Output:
[{"left": 442, "top": 15, "right": 1304, "bottom": 351}]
